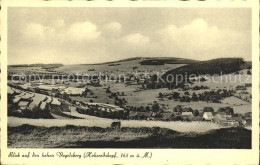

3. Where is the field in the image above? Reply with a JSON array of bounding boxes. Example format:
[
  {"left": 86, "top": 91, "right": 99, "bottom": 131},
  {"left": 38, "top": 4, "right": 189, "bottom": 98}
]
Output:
[
  {"left": 8, "top": 124, "right": 251, "bottom": 148},
  {"left": 54, "top": 58, "right": 186, "bottom": 75},
  {"left": 8, "top": 116, "right": 221, "bottom": 133},
  {"left": 7, "top": 57, "right": 253, "bottom": 149}
]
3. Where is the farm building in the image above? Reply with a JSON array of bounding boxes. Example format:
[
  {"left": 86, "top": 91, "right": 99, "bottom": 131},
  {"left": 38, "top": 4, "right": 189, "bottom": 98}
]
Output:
[
  {"left": 160, "top": 112, "right": 174, "bottom": 121},
  {"left": 213, "top": 114, "right": 227, "bottom": 122},
  {"left": 203, "top": 112, "right": 213, "bottom": 121},
  {"left": 181, "top": 112, "right": 193, "bottom": 117}
]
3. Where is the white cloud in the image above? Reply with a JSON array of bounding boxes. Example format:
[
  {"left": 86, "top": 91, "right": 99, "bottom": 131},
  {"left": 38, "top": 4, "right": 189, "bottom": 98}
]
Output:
[
  {"left": 104, "top": 22, "right": 122, "bottom": 34},
  {"left": 67, "top": 21, "right": 101, "bottom": 41},
  {"left": 54, "top": 19, "right": 65, "bottom": 29},
  {"left": 123, "top": 33, "right": 150, "bottom": 45},
  {"left": 158, "top": 18, "right": 246, "bottom": 60},
  {"left": 23, "top": 23, "right": 47, "bottom": 39},
  {"left": 23, "top": 20, "right": 100, "bottom": 43}
]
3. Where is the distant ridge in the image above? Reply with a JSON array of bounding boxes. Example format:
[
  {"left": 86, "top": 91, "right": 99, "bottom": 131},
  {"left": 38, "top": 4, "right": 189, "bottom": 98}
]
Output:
[
  {"left": 81, "top": 57, "right": 198, "bottom": 65},
  {"left": 8, "top": 63, "right": 64, "bottom": 69}
]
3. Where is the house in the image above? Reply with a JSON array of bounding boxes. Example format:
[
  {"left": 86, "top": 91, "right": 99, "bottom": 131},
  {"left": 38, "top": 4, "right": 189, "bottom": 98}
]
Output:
[
  {"left": 213, "top": 114, "right": 227, "bottom": 123},
  {"left": 203, "top": 112, "right": 213, "bottom": 121},
  {"left": 160, "top": 112, "right": 174, "bottom": 121},
  {"left": 129, "top": 111, "right": 138, "bottom": 119},
  {"left": 218, "top": 112, "right": 232, "bottom": 118},
  {"left": 181, "top": 112, "right": 193, "bottom": 116}
]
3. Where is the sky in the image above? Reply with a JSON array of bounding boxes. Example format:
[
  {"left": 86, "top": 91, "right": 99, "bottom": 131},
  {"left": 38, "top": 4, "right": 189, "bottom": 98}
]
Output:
[{"left": 8, "top": 8, "right": 251, "bottom": 65}]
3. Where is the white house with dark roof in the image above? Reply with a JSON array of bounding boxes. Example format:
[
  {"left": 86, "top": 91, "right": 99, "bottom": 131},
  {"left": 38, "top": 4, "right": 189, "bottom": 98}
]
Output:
[{"left": 203, "top": 112, "right": 213, "bottom": 121}]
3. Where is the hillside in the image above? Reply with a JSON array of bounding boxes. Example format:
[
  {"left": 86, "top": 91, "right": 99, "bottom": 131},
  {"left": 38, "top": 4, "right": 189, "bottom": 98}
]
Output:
[
  {"left": 55, "top": 57, "right": 192, "bottom": 75},
  {"left": 140, "top": 57, "right": 197, "bottom": 65},
  {"left": 8, "top": 124, "right": 251, "bottom": 148},
  {"left": 161, "top": 58, "right": 251, "bottom": 81},
  {"left": 80, "top": 57, "right": 197, "bottom": 65}
]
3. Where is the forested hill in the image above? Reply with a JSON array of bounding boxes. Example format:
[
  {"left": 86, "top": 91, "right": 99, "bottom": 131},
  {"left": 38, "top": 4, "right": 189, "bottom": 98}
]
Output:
[{"left": 161, "top": 58, "right": 251, "bottom": 80}]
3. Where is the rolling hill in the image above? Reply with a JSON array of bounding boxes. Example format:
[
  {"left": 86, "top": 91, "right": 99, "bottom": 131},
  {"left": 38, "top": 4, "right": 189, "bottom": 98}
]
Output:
[{"left": 161, "top": 58, "right": 251, "bottom": 81}]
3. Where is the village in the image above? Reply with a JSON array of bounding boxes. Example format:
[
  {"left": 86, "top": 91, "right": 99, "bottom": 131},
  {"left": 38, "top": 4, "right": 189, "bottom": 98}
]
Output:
[{"left": 7, "top": 74, "right": 252, "bottom": 128}]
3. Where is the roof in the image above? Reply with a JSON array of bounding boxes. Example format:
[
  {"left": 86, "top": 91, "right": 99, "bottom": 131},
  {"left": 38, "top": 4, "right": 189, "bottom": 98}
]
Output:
[
  {"left": 129, "top": 111, "right": 137, "bottom": 117},
  {"left": 213, "top": 114, "right": 226, "bottom": 121},
  {"left": 161, "top": 113, "right": 174, "bottom": 120},
  {"left": 181, "top": 112, "right": 193, "bottom": 116}
]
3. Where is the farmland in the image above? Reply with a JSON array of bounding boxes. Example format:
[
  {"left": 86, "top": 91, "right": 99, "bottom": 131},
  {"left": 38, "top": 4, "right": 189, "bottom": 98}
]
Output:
[{"left": 7, "top": 57, "right": 252, "bottom": 148}]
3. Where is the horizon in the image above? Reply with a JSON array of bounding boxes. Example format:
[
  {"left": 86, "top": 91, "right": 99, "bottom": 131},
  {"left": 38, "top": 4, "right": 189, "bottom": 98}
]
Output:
[{"left": 8, "top": 56, "right": 252, "bottom": 66}]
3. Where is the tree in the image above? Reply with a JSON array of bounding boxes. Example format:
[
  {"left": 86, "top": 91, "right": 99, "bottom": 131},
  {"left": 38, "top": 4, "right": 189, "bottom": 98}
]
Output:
[
  {"left": 172, "top": 92, "right": 180, "bottom": 99},
  {"left": 106, "top": 87, "right": 111, "bottom": 94},
  {"left": 193, "top": 109, "right": 199, "bottom": 117},
  {"left": 173, "top": 105, "right": 182, "bottom": 113},
  {"left": 191, "top": 92, "right": 199, "bottom": 102},
  {"left": 184, "top": 91, "right": 190, "bottom": 96},
  {"left": 247, "top": 70, "right": 251, "bottom": 75},
  {"left": 152, "top": 101, "right": 160, "bottom": 113},
  {"left": 145, "top": 106, "right": 151, "bottom": 112},
  {"left": 225, "top": 107, "right": 234, "bottom": 115},
  {"left": 203, "top": 107, "right": 214, "bottom": 113},
  {"left": 158, "top": 92, "right": 163, "bottom": 98}
]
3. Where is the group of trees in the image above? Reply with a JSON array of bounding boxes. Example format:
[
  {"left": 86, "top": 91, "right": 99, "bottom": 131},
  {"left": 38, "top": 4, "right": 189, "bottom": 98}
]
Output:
[
  {"left": 173, "top": 105, "right": 200, "bottom": 117},
  {"left": 76, "top": 107, "right": 128, "bottom": 119}
]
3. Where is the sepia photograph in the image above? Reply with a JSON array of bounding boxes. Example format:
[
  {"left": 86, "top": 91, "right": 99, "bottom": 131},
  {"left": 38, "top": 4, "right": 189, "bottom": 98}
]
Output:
[{"left": 6, "top": 7, "right": 254, "bottom": 150}]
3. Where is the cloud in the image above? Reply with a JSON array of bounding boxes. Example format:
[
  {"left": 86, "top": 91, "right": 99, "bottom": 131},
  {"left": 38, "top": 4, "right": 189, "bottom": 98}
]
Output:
[
  {"left": 23, "top": 20, "right": 100, "bottom": 43},
  {"left": 157, "top": 18, "right": 247, "bottom": 60},
  {"left": 54, "top": 19, "right": 65, "bottom": 29},
  {"left": 104, "top": 22, "right": 122, "bottom": 34},
  {"left": 23, "top": 23, "right": 51, "bottom": 40},
  {"left": 67, "top": 21, "right": 101, "bottom": 41},
  {"left": 123, "top": 33, "right": 150, "bottom": 45}
]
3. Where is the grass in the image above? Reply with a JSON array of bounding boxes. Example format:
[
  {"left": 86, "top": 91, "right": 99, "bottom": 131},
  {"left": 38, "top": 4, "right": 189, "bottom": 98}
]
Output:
[
  {"left": 8, "top": 116, "right": 221, "bottom": 133},
  {"left": 8, "top": 124, "right": 251, "bottom": 148}
]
